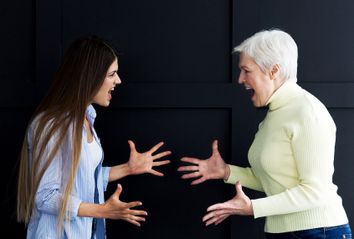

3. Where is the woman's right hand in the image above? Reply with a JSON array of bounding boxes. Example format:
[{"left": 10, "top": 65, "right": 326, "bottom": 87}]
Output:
[
  {"left": 177, "top": 140, "right": 230, "bottom": 185},
  {"left": 103, "top": 184, "right": 147, "bottom": 226}
]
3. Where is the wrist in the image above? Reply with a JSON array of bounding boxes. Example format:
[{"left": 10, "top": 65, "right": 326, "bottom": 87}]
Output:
[
  {"left": 78, "top": 202, "right": 106, "bottom": 218},
  {"left": 109, "top": 163, "right": 132, "bottom": 182},
  {"left": 248, "top": 200, "right": 254, "bottom": 216},
  {"left": 122, "top": 162, "right": 133, "bottom": 176},
  {"left": 223, "top": 164, "right": 230, "bottom": 181}
]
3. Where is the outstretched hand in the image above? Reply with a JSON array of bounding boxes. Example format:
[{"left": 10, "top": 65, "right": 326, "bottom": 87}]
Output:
[
  {"left": 178, "top": 140, "right": 229, "bottom": 185},
  {"left": 202, "top": 181, "right": 253, "bottom": 226},
  {"left": 103, "top": 184, "right": 147, "bottom": 226},
  {"left": 128, "top": 140, "right": 171, "bottom": 176}
]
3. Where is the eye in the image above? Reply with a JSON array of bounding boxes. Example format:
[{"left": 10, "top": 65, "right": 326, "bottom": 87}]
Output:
[{"left": 109, "top": 72, "right": 117, "bottom": 77}]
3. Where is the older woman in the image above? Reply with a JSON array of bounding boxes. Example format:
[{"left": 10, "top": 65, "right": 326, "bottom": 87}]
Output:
[{"left": 178, "top": 29, "right": 352, "bottom": 239}]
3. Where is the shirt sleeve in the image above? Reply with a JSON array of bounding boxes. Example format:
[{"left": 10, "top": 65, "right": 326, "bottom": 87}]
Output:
[
  {"left": 252, "top": 112, "right": 337, "bottom": 218},
  {"left": 225, "top": 164, "right": 264, "bottom": 192},
  {"left": 102, "top": 166, "right": 111, "bottom": 191},
  {"left": 33, "top": 131, "right": 82, "bottom": 219}
]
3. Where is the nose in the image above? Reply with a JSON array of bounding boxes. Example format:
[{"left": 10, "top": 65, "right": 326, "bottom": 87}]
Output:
[
  {"left": 238, "top": 74, "right": 244, "bottom": 84},
  {"left": 116, "top": 74, "right": 122, "bottom": 85}
]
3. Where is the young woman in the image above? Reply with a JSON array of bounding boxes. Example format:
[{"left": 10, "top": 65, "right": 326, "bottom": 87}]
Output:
[{"left": 17, "top": 36, "right": 171, "bottom": 238}]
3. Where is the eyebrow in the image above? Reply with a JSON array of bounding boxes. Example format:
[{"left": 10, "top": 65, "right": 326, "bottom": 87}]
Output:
[
  {"left": 239, "top": 65, "right": 250, "bottom": 70},
  {"left": 108, "top": 69, "right": 118, "bottom": 74}
]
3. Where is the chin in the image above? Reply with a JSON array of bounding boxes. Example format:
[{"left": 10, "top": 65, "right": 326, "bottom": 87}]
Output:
[
  {"left": 253, "top": 102, "right": 262, "bottom": 108},
  {"left": 96, "top": 101, "right": 110, "bottom": 107}
]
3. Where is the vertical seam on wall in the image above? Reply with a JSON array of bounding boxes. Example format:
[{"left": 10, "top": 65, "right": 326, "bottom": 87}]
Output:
[{"left": 33, "top": 0, "right": 37, "bottom": 83}]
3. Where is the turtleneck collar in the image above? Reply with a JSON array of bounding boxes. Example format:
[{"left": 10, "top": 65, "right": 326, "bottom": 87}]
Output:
[{"left": 266, "top": 79, "right": 301, "bottom": 111}]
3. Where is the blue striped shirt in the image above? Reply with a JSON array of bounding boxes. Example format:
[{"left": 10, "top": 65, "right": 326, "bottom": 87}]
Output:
[{"left": 26, "top": 105, "right": 110, "bottom": 238}]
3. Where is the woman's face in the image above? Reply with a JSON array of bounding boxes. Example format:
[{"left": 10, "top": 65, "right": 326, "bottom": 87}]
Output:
[
  {"left": 237, "top": 53, "right": 277, "bottom": 107},
  {"left": 92, "top": 58, "right": 121, "bottom": 107}
]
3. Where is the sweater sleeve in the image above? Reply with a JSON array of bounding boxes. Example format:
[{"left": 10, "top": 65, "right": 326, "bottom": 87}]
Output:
[
  {"left": 252, "top": 111, "right": 336, "bottom": 218},
  {"left": 225, "top": 165, "right": 264, "bottom": 192}
]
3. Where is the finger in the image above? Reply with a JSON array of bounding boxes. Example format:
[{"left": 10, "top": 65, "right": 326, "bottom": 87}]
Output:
[
  {"left": 205, "top": 216, "right": 220, "bottom": 226},
  {"left": 128, "top": 140, "right": 136, "bottom": 152},
  {"left": 235, "top": 181, "right": 246, "bottom": 197},
  {"left": 177, "top": 165, "right": 199, "bottom": 172},
  {"left": 181, "top": 171, "right": 201, "bottom": 179},
  {"left": 208, "top": 208, "right": 232, "bottom": 216},
  {"left": 125, "top": 201, "right": 143, "bottom": 209},
  {"left": 112, "top": 184, "right": 123, "bottom": 200},
  {"left": 150, "top": 169, "right": 164, "bottom": 177},
  {"left": 129, "top": 209, "right": 148, "bottom": 216},
  {"left": 207, "top": 203, "right": 225, "bottom": 212},
  {"left": 152, "top": 151, "right": 172, "bottom": 160},
  {"left": 148, "top": 142, "right": 164, "bottom": 154},
  {"left": 125, "top": 213, "right": 147, "bottom": 221},
  {"left": 191, "top": 177, "right": 207, "bottom": 185},
  {"left": 126, "top": 218, "right": 141, "bottom": 227},
  {"left": 202, "top": 211, "right": 215, "bottom": 222},
  {"left": 131, "top": 215, "right": 146, "bottom": 222},
  {"left": 180, "top": 157, "right": 200, "bottom": 165},
  {"left": 212, "top": 140, "right": 219, "bottom": 155},
  {"left": 203, "top": 210, "right": 228, "bottom": 225},
  {"left": 215, "top": 215, "right": 228, "bottom": 225},
  {"left": 153, "top": 160, "right": 171, "bottom": 167}
]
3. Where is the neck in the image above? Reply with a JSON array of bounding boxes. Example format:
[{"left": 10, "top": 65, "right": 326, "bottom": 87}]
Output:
[{"left": 273, "top": 77, "right": 286, "bottom": 92}]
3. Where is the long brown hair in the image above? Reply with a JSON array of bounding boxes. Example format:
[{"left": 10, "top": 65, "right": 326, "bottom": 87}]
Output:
[{"left": 17, "top": 36, "right": 117, "bottom": 232}]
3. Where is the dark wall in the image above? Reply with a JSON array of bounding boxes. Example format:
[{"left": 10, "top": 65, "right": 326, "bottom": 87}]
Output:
[{"left": 2, "top": 1, "right": 354, "bottom": 238}]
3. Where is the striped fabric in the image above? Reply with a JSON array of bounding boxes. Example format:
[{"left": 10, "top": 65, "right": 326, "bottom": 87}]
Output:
[{"left": 26, "top": 105, "right": 110, "bottom": 238}]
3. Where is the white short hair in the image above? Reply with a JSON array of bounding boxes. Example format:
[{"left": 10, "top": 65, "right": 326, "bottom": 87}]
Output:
[{"left": 233, "top": 29, "right": 298, "bottom": 82}]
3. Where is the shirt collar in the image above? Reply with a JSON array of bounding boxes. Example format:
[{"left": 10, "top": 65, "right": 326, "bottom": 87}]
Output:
[
  {"left": 85, "top": 104, "right": 97, "bottom": 125},
  {"left": 266, "top": 79, "right": 301, "bottom": 111}
]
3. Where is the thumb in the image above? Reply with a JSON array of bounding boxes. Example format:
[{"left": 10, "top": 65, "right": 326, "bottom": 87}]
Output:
[
  {"left": 128, "top": 140, "right": 136, "bottom": 152},
  {"left": 235, "top": 181, "right": 246, "bottom": 198},
  {"left": 112, "top": 184, "right": 123, "bottom": 200},
  {"left": 212, "top": 139, "right": 219, "bottom": 155}
]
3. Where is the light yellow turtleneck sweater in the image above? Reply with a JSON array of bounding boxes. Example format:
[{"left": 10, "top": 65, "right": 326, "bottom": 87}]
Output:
[{"left": 226, "top": 80, "right": 348, "bottom": 233}]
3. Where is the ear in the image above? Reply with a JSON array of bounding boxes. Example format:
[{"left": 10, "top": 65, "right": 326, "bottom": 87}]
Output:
[{"left": 269, "top": 64, "right": 280, "bottom": 80}]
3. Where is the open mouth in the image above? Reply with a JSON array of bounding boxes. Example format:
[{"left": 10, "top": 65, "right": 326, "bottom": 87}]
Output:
[
  {"left": 108, "top": 87, "right": 115, "bottom": 99},
  {"left": 245, "top": 86, "right": 255, "bottom": 98}
]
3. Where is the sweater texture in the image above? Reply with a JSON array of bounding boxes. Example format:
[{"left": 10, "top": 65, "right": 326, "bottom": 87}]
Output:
[{"left": 226, "top": 81, "right": 348, "bottom": 233}]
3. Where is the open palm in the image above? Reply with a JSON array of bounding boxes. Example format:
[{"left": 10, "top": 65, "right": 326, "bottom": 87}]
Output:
[
  {"left": 128, "top": 140, "right": 171, "bottom": 176},
  {"left": 202, "top": 181, "right": 253, "bottom": 226},
  {"left": 178, "top": 140, "right": 228, "bottom": 184}
]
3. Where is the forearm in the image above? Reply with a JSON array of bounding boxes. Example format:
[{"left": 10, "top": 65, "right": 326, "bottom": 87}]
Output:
[
  {"left": 36, "top": 190, "right": 82, "bottom": 218},
  {"left": 251, "top": 181, "right": 332, "bottom": 218},
  {"left": 225, "top": 165, "right": 264, "bottom": 192},
  {"left": 108, "top": 163, "right": 132, "bottom": 182},
  {"left": 78, "top": 202, "right": 105, "bottom": 218}
]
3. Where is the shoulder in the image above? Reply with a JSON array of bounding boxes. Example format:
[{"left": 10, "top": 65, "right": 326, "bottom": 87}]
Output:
[
  {"left": 291, "top": 88, "right": 336, "bottom": 131},
  {"left": 27, "top": 112, "right": 74, "bottom": 144}
]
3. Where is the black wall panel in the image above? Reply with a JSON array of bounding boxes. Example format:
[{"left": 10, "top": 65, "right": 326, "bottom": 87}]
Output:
[{"left": 2, "top": 0, "right": 354, "bottom": 238}]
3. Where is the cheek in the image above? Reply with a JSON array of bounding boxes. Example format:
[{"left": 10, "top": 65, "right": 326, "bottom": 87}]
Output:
[{"left": 95, "top": 87, "right": 106, "bottom": 100}]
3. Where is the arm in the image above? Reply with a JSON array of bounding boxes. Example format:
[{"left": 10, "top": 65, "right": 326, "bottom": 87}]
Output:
[
  {"left": 251, "top": 114, "right": 336, "bottom": 218},
  {"left": 226, "top": 165, "right": 264, "bottom": 192},
  {"left": 108, "top": 140, "right": 171, "bottom": 182},
  {"left": 34, "top": 134, "right": 82, "bottom": 219}
]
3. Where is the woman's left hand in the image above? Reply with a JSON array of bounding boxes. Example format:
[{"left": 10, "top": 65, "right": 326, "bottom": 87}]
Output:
[
  {"left": 127, "top": 140, "right": 171, "bottom": 176},
  {"left": 202, "top": 181, "right": 253, "bottom": 226}
]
